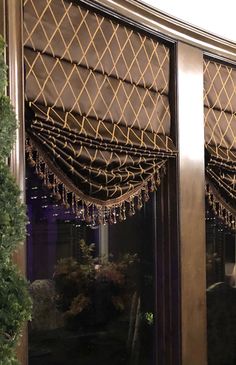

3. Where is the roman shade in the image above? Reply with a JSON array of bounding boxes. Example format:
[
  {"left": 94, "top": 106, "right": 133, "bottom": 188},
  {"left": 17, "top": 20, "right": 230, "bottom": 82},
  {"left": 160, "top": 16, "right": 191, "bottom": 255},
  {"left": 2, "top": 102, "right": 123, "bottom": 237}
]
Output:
[
  {"left": 24, "top": 0, "right": 176, "bottom": 224},
  {"left": 204, "top": 58, "right": 236, "bottom": 229}
]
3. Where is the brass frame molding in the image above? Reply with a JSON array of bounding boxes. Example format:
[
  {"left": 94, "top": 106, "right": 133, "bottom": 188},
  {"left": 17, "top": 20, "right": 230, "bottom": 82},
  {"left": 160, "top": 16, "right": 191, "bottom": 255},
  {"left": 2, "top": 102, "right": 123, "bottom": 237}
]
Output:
[
  {"left": 92, "top": 0, "right": 236, "bottom": 60},
  {"left": 177, "top": 43, "right": 207, "bottom": 365}
]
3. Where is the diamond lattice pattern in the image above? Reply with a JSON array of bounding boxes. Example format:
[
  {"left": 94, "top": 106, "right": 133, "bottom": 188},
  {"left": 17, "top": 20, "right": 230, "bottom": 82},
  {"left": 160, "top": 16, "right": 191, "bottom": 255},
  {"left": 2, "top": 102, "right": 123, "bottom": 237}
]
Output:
[
  {"left": 204, "top": 59, "right": 236, "bottom": 151},
  {"left": 24, "top": 0, "right": 170, "bottom": 136},
  {"left": 204, "top": 58, "right": 236, "bottom": 210},
  {"left": 23, "top": 0, "right": 175, "bottom": 211},
  {"left": 24, "top": 0, "right": 169, "bottom": 94}
]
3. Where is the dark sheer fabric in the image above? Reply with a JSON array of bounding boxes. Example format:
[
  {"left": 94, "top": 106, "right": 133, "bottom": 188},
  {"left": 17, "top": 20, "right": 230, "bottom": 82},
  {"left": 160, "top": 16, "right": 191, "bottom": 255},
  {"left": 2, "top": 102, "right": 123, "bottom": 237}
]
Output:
[
  {"left": 204, "top": 59, "right": 236, "bottom": 229},
  {"left": 24, "top": 0, "right": 176, "bottom": 223}
]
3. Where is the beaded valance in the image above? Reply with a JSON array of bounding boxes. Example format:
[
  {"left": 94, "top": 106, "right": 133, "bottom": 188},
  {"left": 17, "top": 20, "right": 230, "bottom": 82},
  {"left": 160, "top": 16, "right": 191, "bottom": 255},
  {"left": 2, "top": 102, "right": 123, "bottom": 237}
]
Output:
[
  {"left": 23, "top": 0, "right": 176, "bottom": 224},
  {"left": 204, "top": 58, "right": 236, "bottom": 229}
]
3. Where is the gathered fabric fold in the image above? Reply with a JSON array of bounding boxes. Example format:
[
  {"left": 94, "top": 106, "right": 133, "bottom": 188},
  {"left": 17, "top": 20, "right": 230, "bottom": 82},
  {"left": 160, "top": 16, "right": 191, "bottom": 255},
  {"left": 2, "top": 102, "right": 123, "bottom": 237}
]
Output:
[{"left": 24, "top": 0, "right": 176, "bottom": 223}]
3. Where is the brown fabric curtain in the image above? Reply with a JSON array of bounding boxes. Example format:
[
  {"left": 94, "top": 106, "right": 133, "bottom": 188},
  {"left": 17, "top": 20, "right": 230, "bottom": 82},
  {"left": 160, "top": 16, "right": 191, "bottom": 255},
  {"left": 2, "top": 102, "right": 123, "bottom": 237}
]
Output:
[
  {"left": 24, "top": 0, "right": 176, "bottom": 223},
  {"left": 204, "top": 58, "right": 236, "bottom": 228}
]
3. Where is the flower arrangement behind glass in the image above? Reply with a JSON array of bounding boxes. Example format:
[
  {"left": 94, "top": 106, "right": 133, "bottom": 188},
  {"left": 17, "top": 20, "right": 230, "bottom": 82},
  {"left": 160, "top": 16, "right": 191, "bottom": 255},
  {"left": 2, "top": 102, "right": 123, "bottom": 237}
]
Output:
[{"left": 53, "top": 240, "right": 138, "bottom": 329}]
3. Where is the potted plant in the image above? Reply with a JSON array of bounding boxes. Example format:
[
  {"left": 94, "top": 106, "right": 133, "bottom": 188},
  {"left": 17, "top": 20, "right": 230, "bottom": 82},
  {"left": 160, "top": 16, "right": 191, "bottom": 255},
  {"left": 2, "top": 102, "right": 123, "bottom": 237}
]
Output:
[{"left": 53, "top": 240, "right": 138, "bottom": 330}]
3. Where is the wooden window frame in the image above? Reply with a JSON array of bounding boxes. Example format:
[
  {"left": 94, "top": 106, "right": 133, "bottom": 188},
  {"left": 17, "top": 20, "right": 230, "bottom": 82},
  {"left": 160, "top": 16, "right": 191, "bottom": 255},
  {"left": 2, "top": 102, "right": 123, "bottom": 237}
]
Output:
[{"left": 2, "top": 1, "right": 236, "bottom": 364}]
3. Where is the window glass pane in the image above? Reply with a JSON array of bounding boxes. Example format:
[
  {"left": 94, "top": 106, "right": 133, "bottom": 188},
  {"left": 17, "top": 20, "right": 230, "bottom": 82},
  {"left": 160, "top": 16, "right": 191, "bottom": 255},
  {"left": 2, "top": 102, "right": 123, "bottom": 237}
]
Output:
[
  {"left": 27, "top": 165, "right": 157, "bottom": 365},
  {"left": 206, "top": 208, "right": 236, "bottom": 365}
]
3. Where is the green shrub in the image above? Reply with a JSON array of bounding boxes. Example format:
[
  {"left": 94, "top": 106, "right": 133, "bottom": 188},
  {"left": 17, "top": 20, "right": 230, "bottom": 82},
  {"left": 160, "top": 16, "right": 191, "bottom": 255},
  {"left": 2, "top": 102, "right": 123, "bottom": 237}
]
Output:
[
  {"left": 0, "top": 36, "right": 6, "bottom": 96},
  {"left": 0, "top": 163, "right": 26, "bottom": 260},
  {"left": 0, "top": 95, "right": 17, "bottom": 160},
  {"left": 0, "top": 262, "right": 32, "bottom": 365},
  {"left": 0, "top": 35, "right": 31, "bottom": 365}
]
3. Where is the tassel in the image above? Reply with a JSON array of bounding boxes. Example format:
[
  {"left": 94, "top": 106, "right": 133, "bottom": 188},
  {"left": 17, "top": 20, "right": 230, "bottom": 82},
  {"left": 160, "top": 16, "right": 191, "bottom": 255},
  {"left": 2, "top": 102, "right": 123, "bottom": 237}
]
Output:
[
  {"left": 149, "top": 176, "right": 155, "bottom": 192},
  {"left": 102, "top": 209, "right": 107, "bottom": 225},
  {"left": 143, "top": 188, "right": 149, "bottom": 203},
  {"left": 52, "top": 178, "right": 61, "bottom": 202},
  {"left": 137, "top": 192, "right": 143, "bottom": 210},
  {"left": 92, "top": 204, "right": 96, "bottom": 226},
  {"left": 27, "top": 156, "right": 36, "bottom": 167},
  {"left": 113, "top": 207, "right": 117, "bottom": 224},
  {"left": 80, "top": 202, "right": 85, "bottom": 221},
  {"left": 97, "top": 207, "right": 103, "bottom": 225},
  {"left": 85, "top": 205, "right": 92, "bottom": 224},
  {"left": 26, "top": 138, "right": 168, "bottom": 225},
  {"left": 118, "top": 205, "right": 123, "bottom": 222},
  {"left": 206, "top": 184, "right": 236, "bottom": 231},
  {"left": 122, "top": 202, "right": 126, "bottom": 221}
]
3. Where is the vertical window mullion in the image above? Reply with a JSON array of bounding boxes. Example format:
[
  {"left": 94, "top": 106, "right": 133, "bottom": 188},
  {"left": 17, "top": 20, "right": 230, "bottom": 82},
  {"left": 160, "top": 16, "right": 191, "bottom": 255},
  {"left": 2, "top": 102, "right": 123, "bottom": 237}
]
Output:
[{"left": 176, "top": 42, "right": 207, "bottom": 365}]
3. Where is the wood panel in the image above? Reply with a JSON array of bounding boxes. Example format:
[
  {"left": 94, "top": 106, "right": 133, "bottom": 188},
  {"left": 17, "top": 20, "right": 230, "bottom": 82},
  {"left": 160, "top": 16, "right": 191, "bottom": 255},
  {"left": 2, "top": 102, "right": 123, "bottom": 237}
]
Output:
[
  {"left": 177, "top": 42, "right": 207, "bottom": 365},
  {"left": 155, "top": 158, "right": 180, "bottom": 365}
]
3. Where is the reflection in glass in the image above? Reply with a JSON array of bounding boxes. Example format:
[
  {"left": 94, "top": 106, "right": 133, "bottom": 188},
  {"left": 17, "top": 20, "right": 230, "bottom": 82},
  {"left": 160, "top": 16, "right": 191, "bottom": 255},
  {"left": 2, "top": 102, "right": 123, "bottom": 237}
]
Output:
[
  {"left": 26, "top": 165, "right": 157, "bottom": 365},
  {"left": 206, "top": 207, "right": 236, "bottom": 365}
]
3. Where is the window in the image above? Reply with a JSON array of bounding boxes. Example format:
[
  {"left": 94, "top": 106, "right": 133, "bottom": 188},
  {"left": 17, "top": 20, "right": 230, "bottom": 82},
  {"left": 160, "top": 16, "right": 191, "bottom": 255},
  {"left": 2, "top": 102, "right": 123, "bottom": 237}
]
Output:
[
  {"left": 27, "top": 165, "right": 159, "bottom": 365},
  {"left": 206, "top": 208, "right": 236, "bottom": 365}
]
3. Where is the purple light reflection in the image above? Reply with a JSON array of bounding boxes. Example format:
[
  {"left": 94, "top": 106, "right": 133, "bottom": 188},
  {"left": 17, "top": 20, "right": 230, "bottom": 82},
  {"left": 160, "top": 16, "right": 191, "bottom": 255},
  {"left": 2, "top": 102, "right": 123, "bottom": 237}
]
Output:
[{"left": 26, "top": 166, "right": 85, "bottom": 282}]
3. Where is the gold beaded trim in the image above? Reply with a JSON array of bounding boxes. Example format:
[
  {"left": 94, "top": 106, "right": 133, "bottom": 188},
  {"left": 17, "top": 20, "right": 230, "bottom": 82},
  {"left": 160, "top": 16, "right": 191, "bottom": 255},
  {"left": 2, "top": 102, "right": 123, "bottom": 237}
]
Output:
[
  {"left": 26, "top": 137, "right": 165, "bottom": 225},
  {"left": 205, "top": 183, "right": 236, "bottom": 231}
]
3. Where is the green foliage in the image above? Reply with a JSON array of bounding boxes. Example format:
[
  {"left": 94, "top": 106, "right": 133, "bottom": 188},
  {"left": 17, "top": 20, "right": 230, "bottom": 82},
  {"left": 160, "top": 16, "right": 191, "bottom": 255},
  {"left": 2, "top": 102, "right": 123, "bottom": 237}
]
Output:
[
  {"left": 0, "top": 344, "right": 18, "bottom": 365},
  {"left": 144, "top": 312, "right": 154, "bottom": 326},
  {"left": 54, "top": 240, "right": 138, "bottom": 325},
  {"left": 0, "top": 36, "right": 7, "bottom": 96},
  {"left": 0, "top": 262, "right": 32, "bottom": 345},
  {"left": 0, "top": 36, "right": 16, "bottom": 160},
  {"left": 0, "top": 96, "right": 17, "bottom": 160},
  {"left": 0, "top": 37, "right": 32, "bottom": 364},
  {"left": 0, "top": 162, "right": 26, "bottom": 259}
]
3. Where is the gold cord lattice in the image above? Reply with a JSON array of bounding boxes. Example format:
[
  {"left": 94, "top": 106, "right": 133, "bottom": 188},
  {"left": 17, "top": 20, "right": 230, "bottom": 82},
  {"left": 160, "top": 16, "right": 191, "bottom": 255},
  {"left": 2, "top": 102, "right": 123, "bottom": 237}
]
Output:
[
  {"left": 204, "top": 58, "right": 236, "bottom": 225},
  {"left": 24, "top": 0, "right": 176, "bottom": 223}
]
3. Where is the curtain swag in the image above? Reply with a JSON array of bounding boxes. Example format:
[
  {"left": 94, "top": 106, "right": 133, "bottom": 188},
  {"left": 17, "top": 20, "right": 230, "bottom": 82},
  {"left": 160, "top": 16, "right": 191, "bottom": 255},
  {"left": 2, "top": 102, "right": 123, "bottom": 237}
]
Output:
[
  {"left": 204, "top": 58, "right": 236, "bottom": 229},
  {"left": 205, "top": 183, "right": 236, "bottom": 231},
  {"left": 24, "top": 0, "right": 176, "bottom": 224}
]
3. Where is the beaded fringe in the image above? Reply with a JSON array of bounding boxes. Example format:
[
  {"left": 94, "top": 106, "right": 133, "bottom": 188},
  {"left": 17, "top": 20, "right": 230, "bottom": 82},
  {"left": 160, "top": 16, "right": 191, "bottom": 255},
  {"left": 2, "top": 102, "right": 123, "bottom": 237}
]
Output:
[
  {"left": 26, "top": 138, "right": 164, "bottom": 225},
  {"left": 205, "top": 184, "right": 236, "bottom": 231}
]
